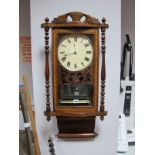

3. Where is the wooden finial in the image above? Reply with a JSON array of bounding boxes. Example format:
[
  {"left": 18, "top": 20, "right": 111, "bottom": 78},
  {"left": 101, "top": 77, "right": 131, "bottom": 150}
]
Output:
[
  {"left": 102, "top": 17, "right": 106, "bottom": 23},
  {"left": 48, "top": 136, "right": 56, "bottom": 155},
  {"left": 45, "top": 17, "right": 49, "bottom": 23}
]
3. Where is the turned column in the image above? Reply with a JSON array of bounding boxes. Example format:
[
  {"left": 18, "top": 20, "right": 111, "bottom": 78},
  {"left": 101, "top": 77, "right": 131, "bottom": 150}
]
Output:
[
  {"left": 44, "top": 17, "right": 51, "bottom": 121},
  {"left": 100, "top": 18, "right": 106, "bottom": 121}
]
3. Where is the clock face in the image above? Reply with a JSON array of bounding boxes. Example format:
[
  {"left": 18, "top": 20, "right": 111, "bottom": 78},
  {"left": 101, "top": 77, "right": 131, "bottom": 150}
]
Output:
[{"left": 58, "top": 35, "right": 93, "bottom": 71}]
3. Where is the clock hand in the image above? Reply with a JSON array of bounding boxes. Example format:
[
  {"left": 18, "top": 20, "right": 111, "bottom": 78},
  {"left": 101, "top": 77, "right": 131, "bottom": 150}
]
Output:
[
  {"left": 61, "top": 53, "right": 74, "bottom": 61},
  {"left": 74, "top": 44, "right": 77, "bottom": 54},
  {"left": 65, "top": 52, "right": 76, "bottom": 56}
]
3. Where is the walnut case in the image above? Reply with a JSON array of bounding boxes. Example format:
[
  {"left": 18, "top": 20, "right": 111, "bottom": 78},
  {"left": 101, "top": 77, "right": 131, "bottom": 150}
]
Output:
[{"left": 41, "top": 12, "right": 109, "bottom": 139}]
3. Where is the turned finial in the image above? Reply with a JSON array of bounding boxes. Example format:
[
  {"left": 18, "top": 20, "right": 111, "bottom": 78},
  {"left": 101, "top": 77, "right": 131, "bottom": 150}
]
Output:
[
  {"left": 45, "top": 17, "right": 49, "bottom": 23},
  {"left": 102, "top": 17, "right": 106, "bottom": 23}
]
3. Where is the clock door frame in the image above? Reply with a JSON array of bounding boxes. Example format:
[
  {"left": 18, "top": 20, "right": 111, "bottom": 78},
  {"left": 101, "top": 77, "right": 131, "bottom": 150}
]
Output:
[{"left": 52, "top": 28, "right": 99, "bottom": 114}]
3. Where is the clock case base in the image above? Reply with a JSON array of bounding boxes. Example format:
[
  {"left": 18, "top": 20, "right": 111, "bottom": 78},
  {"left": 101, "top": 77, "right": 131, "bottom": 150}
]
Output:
[{"left": 57, "top": 117, "right": 97, "bottom": 138}]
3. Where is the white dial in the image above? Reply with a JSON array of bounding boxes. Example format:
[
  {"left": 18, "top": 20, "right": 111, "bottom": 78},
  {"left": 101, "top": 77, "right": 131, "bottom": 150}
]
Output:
[{"left": 58, "top": 35, "right": 93, "bottom": 71}]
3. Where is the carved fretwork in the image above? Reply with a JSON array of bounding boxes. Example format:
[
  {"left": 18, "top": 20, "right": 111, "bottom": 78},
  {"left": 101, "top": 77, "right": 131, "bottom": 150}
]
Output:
[
  {"left": 100, "top": 18, "right": 106, "bottom": 121},
  {"left": 52, "top": 12, "right": 100, "bottom": 24},
  {"left": 58, "top": 66, "right": 92, "bottom": 84},
  {"left": 44, "top": 17, "right": 51, "bottom": 121},
  {"left": 41, "top": 12, "right": 109, "bottom": 29}
]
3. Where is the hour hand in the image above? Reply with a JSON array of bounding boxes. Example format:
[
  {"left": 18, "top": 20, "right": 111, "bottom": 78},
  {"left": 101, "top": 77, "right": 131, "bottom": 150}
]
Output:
[
  {"left": 74, "top": 44, "right": 77, "bottom": 54},
  {"left": 65, "top": 52, "right": 76, "bottom": 56}
]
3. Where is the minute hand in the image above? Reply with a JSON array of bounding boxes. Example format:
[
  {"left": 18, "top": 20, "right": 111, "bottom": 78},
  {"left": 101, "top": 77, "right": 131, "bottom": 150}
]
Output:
[{"left": 65, "top": 52, "right": 76, "bottom": 56}]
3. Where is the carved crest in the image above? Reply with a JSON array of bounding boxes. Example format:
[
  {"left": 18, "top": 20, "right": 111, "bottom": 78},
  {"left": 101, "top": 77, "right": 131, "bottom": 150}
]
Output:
[
  {"left": 41, "top": 12, "right": 109, "bottom": 28},
  {"left": 52, "top": 12, "right": 100, "bottom": 24}
]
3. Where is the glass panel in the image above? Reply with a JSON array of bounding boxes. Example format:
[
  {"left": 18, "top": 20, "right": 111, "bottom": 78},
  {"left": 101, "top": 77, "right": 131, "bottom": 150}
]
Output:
[
  {"left": 57, "top": 34, "right": 93, "bottom": 106},
  {"left": 58, "top": 84, "right": 93, "bottom": 106}
]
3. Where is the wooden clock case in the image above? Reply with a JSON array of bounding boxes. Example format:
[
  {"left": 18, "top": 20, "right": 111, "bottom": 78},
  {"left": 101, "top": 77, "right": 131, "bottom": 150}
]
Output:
[{"left": 41, "top": 12, "right": 109, "bottom": 139}]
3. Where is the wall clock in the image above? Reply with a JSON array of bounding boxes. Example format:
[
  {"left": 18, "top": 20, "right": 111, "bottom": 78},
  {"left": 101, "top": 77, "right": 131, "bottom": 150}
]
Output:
[{"left": 41, "top": 12, "right": 109, "bottom": 139}]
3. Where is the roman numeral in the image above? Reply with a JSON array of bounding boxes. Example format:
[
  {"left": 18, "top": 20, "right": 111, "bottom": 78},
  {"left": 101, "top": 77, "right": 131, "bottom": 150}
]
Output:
[
  {"left": 84, "top": 57, "right": 89, "bottom": 61},
  {"left": 67, "top": 39, "right": 71, "bottom": 43},
  {"left": 81, "top": 62, "right": 84, "bottom": 66},
  {"left": 74, "top": 63, "right": 77, "bottom": 68},
  {"left": 60, "top": 51, "right": 65, "bottom": 54},
  {"left": 67, "top": 61, "right": 71, "bottom": 67},
  {"left": 61, "top": 57, "right": 66, "bottom": 62},
  {"left": 86, "top": 51, "right": 91, "bottom": 54},
  {"left": 74, "top": 37, "right": 77, "bottom": 42},
  {"left": 84, "top": 43, "right": 89, "bottom": 47}
]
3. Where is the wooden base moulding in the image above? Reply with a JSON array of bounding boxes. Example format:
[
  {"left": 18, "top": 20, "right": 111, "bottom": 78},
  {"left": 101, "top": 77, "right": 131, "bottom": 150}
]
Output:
[
  {"left": 44, "top": 111, "right": 107, "bottom": 118},
  {"left": 57, "top": 133, "right": 98, "bottom": 139}
]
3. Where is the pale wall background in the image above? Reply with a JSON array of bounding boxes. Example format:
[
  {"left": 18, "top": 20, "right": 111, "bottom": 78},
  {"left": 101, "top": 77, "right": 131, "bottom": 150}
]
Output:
[{"left": 30, "top": 0, "right": 121, "bottom": 154}]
